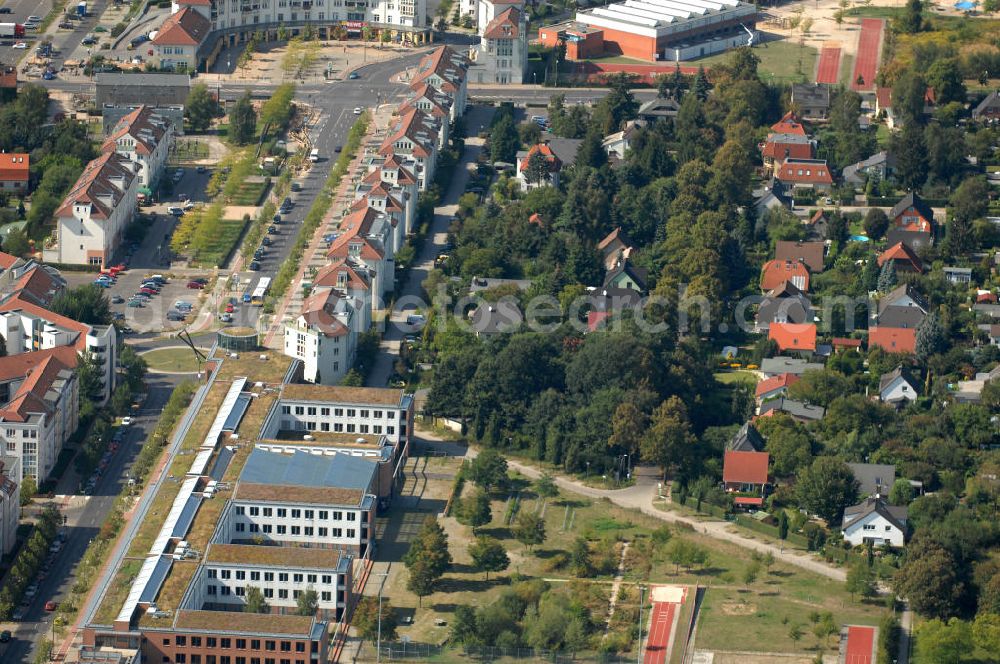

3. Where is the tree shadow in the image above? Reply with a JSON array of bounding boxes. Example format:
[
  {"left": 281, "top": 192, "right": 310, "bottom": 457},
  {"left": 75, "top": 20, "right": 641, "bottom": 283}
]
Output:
[
  {"left": 476, "top": 526, "right": 512, "bottom": 539},
  {"left": 769, "top": 569, "right": 794, "bottom": 578},
  {"left": 757, "top": 591, "right": 780, "bottom": 597},
  {"left": 429, "top": 603, "right": 459, "bottom": 614},
  {"left": 435, "top": 577, "right": 500, "bottom": 593},
  {"left": 693, "top": 566, "right": 726, "bottom": 577},
  {"left": 506, "top": 477, "right": 531, "bottom": 492},
  {"left": 448, "top": 562, "right": 479, "bottom": 574},
  {"left": 531, "top": 548, "right": 566, "bottom": 560},
  {"left": 555, "top": 499, "right": 589, "bottom": 508}
]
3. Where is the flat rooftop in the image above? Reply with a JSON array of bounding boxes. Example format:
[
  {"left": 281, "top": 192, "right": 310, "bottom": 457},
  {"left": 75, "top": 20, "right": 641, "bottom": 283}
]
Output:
[
  {"left": 269, "top": 431, "right": 385, "bottom": 446},
  {"left": 172, "top": 610, "right": 319, "bottom": 637},
  {"left": 234, "top": 482, "right": 365, "bottom": 506},
  {"left": 205, "top": 543, "right": 347, "bottom": 570},
  {"left": 280, "top": 383, "right": 405, "bottom": 406},
  {"left": 240, "top": 448, "right": 377, "bottom": 492}
]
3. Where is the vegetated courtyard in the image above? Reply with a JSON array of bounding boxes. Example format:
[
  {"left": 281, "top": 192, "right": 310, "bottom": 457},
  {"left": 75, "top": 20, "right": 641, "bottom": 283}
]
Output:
[
  {"left": 142, "top": 347, "right": 212, "bottom": 373},
  {"left": 375, "top": 452, "right": 886, "bottom": 660}
]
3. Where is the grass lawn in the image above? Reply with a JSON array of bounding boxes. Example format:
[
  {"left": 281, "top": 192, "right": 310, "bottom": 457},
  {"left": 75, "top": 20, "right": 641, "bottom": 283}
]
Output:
[
  {"left": 838, "top": 53, "right": 855, "bottom": 88},
  {"left": 230, "top": 178, "right": 271, "bottom": 206},
  {"left": 169, "top": 139, "right": 210, "bottom": 164},
  {"left": 581, "top": 54, "right": 651, "bottom": 65},
  {"left": 190, "top": 218, "right": 246, "bottom": 268},
  {"left": 714, "top": 370, "right": 759, "bottom": 386},
  {"left": 142, "top": 347, "right": 211, "bottom": 373},
  {"left": 687, "top": 40, "right": 817, "bottom": 83}
]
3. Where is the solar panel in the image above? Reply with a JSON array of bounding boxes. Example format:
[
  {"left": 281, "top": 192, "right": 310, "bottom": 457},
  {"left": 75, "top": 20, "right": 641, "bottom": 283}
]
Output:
[
  {"left": 209, "top": 446, "right": 234, "bottom": 482},
  {"left": 138, "top": 555, "right": 174, "bottom": 603},
  {"left": 171, "top": 494, "right": 202, "bottom": 538},
  {"left": 222, "top": 393, "right": 252, "bottom": 432}
]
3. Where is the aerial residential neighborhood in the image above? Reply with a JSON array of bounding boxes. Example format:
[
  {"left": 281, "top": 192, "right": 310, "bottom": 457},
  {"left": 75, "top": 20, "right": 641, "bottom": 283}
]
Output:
[{"left": 0, "top": 0, "right": 998, "bottom": 661}]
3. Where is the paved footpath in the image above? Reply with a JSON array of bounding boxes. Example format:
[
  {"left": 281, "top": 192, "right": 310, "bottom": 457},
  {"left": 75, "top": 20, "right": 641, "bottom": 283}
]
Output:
[{"left": 447, "top": 435, "right": 846, "bottom": 582}]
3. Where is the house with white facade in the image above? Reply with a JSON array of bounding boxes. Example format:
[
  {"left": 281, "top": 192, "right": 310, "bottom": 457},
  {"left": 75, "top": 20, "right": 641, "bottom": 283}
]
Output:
[
  {"left": 0, "top": 346, "right": 80, "bottom": 481},
  {"left": 398, "top": 83, "right": 453, "bottom": 150},
  {"left": 602, "top": 121, "right": 641, "bottom": 160},
  {"left": 359, "top": 155, "right": 419, "bottom": 236},
  {"left": 102, "top": 105, "right": 175, "bottom": 194},
  {"left": 310, "top": 258, "right": 373, "bottom": 332},
  {"left": 0, "top": 455, "right": 19, "bottom": 556},
  {"left": 842, "top": 497, "right": 908, "bottom": 547},
  {"left": 326, "top": 207, "right": 392, "bottom": 301},
  {"left": 46, "top": 153, "right": 139, "bottom": 268},
  {"left": 379, "top": 108, "right": 438, "bottom": 191},
  {"left": 283, "top": 289, "right": 357, "bottom": 386},
  {"left": 409, "top": 47, "right": 469, "bottom": 119},
  {"left": 473, "top": 4, "right": 527, "bottom": 84},
  {"left": 878, "top": 365, "right": 919, "bottom": 405},
  {"left": 151, "top": 6, "right": 212, "bottom": 71}
]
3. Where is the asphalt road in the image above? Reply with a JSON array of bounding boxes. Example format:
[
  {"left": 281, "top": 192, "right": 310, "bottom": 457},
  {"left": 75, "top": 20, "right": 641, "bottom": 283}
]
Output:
[{"left": 1, "top": 374, "right": 186, "bottom": 663}]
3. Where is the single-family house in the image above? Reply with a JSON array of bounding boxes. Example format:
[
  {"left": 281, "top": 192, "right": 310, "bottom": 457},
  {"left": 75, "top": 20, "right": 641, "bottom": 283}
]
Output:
[
  {"left": 150, "top": 7, "right": 211, "bottom": 72},
  {"left": 832, "top": 337, "right": 862, "bottom": 352},
  {"left": 755, "top": 372, "right": 800, "bottom": 404},
  {"left": 469, "top": 301, "right": 523, "bottom": 337},
  {"left": 768, "top": 322, "right": 817, "bottom": 354},
  {"left": 943, "top": 267, "right": 972, "bottom": 285},
  {"left": 790, "top": 83, "right": 831, "bottom": 120},
  {"left": 771, "top": 111, "right": 807, "bottom": 136},
  {"left": 598, "top": 227, "right": 633, "bottom": 271},
  {"left": 602, "top": 121, "right": 641, "bottom": 160},
  {"left": 868, "top": 326, "right": 917, "bottom": 355},
  {"left": 775, "top": 240, "right": 825, "bottom": 273},
  {"left": 587, "top": 287, "right": 643, "bottom": 332},
  {"left": 873, "top": 284, "right": 928, "bottom": 329},
  {"left": 722, "top": 450, "right": 771, "bottom": 508},
  {"left": 760, "top": 259, "right": 810, "bottom": 292},
  {"left": 757, "top": 397, "right": 825, "bottom": 423},
  {"left": 842, "top": 151, "right": 896, "bottom": 186},
  {"left": 604, "top": 260, "right": 648, "bottom": 292},
  {"left": 0, "top": 154, "right": 29, "bottom": 193},
  {"left": 890, "top": 192, "right": 934, "bottom": 234},
  {"left": 774, "top": 158, "right": 833, "bottom": 192},
  {"left": 637, "top": 97, "right": 680, "bottom": 124},
  {"left": 973, "top": 90, "right": 1000, "bottom": 123},
  {"left": 515, "top": 141, "right": 563, "bottom": 190},
  {"left": 760, "top": 133, "right": 814, "bottom": 173},
  {"left": 879, "top": 365, "right": 919, "bottom": 405},
  {"left": 759, "top": 357, "right": 824, "bottom": 377},
  {"left": 877, "top": 242, "right": 923, "bottom": 274},
  {"left": 846, "top": 463, "right": 896, "bottom": 498},
  {"left": 756, "top": 281, "right": 813, "bottom": 332},
  {"left": 988, "top": 324, "right": 1000, "bottom": 346},
  {"left": 842, "top": 497, "right": 907, "bottom": 547},
  {"left": 728, "top": 422, "right": 765, "bottom": 452},
  {"left": 805, "top": 209, "right": 829, "bottom": 241}
]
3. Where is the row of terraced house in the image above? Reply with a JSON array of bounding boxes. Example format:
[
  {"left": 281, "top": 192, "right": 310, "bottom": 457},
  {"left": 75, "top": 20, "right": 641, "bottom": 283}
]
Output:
[{"left": 282, "top": 45, "right": 469, "bottom": 385}]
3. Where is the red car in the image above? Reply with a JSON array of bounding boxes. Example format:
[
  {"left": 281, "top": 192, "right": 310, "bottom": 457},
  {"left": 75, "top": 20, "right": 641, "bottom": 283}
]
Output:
[
  {"left": 225, "top": 304, "right": 235, "bottom": 313},
  {"left": 44, "top": 600, "right": 57, "bottom": 611},
  {"left": 140, "top": 287, "right": 157, "bottom": 295},
  {"left": 186, "top": 281, "right": 205, "bottom": 289}
]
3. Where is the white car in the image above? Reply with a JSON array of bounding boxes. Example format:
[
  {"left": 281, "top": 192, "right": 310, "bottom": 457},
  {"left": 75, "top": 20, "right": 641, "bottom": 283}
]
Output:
[
  {"left": 120, "top": 417, "right": 133, "bottom": 426},
  {"left": 183, "top": 200, "right": 195, "bottom": 210},
  {"left": 353, "top": 107, "right": 362, "bottom": 115},
  {"left": 11, "top": 42, "right": 26, "bottom": 49}
]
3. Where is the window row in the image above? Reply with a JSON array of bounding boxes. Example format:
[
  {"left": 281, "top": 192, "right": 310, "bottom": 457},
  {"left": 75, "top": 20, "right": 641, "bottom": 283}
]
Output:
[
  {"left": 236, "top": 506, "right": 357, "bottom": 520},
  {"left": 208, "top": 569, "right": 335, "bottom": 584}
]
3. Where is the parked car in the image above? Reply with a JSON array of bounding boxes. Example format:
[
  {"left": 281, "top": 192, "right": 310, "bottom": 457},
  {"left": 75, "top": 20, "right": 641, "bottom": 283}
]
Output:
[
  {"left": 0, "top": 629, "right": 11, "bottom": 642},
  {"left": 261, "top": 237, "right": 272, "bottom": 246},
  {"left": 121, "top": 417, "right": 133, "bottom": 426},
  {"left": 111, "top": 295, "right": 124, "bottom": 304},
  {"left": 0, "top": 7, "right": 13, "bottom": 13},
  {"left": 138, "top": 288, "right": 157, "bottom": 296},
  {"left": 267, "top": 226, "right": 278, "bottom": 234},
  {"left": 272, "top": 214, "right": 282, "bottom": 223},
  {"left": 249, "top": 261, "right": 260, "bottom": 271},
  {"left": 334, "top": 145, "right": 343, "bottom": 153},
  {"left": 349, "top": 72, "right": 360, "bottom": 79},
  {"left": 174, "top": 301, "right": 192, "bottom": 310},
  {"left": 186, "top": 280, "right": 205, "bottom": 289},
  {"left": 126, "top": 300, "right": 144, "bottom": 308},
  {"left": 183, "top": 200, "right": 195, "bottom": 210},
  {"left": 11, "top": 42, "right": 27, "bottom": 49},
  {"left": 225, "top": 303, "right": 235, "bottom": 313},
  {"left": 44, "top": 600, "right": 57, "bottom": 612},
  {"left": 290, "top": 182, "right": 301, "bottom": 192},
  {"left": 167, "top": 206, "right": 184, "bottom": 216},
  {"left": 353, "top": 106, "right": 362, "bottom": 114},
  {"left": 219, "top": 313, "right": 233, "bottom": 323},
  {"left": 166, "top": 311, "right": 186, "bottom": 321},
  {"left": 80, "top": 35, "right": 97, "bottom": 45}
]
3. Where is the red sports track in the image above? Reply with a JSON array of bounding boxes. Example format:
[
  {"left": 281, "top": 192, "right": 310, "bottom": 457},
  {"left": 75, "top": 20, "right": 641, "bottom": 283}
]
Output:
[
  {"left": 844, "top": 625, "right": 876, "bottom": 664},
  {"left": 851, "top": 18, "right": 883, "bottom": 91},
  {"left": 816, "top": 46, "right": 842, "bottom": 84},
  {"left": 643, "top": 587, "right": 687, "bottom": 664}
]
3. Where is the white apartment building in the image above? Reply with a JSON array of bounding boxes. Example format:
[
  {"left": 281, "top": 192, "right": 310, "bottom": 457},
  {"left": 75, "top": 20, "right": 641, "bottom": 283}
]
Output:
[
  {"left": 399, "top": 85, "right": 452, "bottom": 151},
  {"left": 283, "top": 289, "right": 357, "bottom": 386},
  {"left": 102, "top": 106, "right": 175, "bottom": 192},
  {"left": 0, "top": 455, "right": 19, "bottom": 556},
  {"left": 471, "top": 0, "right": 527, "bottom": 84},
  {"left": 409, "top": 46, "right": 469, "bottom": 120},
  {"left": 326, "top": 207, "right": 392, "bottom": 301},
  {"left": 0, "top": 346, "right": 80, "bottom": 480},
  {"left": 228, "top": 449, "right": 378, "bottom": 556},
  {"left": 310, "top": 258, "right": 373, "bottom": 333},
  {"left": 45, "top": 152, "right": 139, "bottom": 267},
  {"left": 0, "top": 298, "right": 117, "bottom": 404},
  {"left": 379, "top": 108, "right": 438, "bottom": 192},
  {"left": 358, "top": 154, "right": 419, "bottom": 236}
]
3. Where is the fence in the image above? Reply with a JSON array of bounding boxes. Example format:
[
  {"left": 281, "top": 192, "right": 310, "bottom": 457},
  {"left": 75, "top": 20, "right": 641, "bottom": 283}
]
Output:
[{"left": 354, "top": 642, "right": 639, "bottom": 662}]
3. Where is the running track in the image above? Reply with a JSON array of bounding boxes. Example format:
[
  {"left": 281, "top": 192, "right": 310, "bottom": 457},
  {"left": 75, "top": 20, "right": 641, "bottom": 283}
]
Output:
[
  {"left": 844, "top": 625, "right": 876, "bottom": 664},
  {"left": 643, "top": 601, "right": 677, "bottom": 664},
  {"left": 851, "top": 18, "right": 883, "bottom": 91},
  {"left": 816, "top": 46, "right": 841, "bottom": 84}
]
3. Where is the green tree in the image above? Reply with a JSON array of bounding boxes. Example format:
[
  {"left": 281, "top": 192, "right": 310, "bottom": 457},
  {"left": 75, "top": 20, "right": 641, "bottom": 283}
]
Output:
[
  {"left": 523, "top": 149, "right": 551, "bottom": 186},
  {"left": 49, "top": 284, "right": 112, "bottom": 325},
  {"left": 534, "top": 473, "right": 558, "bottom": 498},
  {"left": 245, "top": 585, "right": 269, "bottom": 613},
  {"left": 863, "top": 208, "right": 889, "bottom": 240},
  {"left": 877, "top": 259, "right": 897, "bottom": 292},
  {"left": 889, "top": 478, "right": 914, "bottom": 505},
  {"left": 926, "top": 58, "right": 966, "bottom": 106},
  {"left": 490, "top": 114, "right": 519, "bottom": 163},
  {"left": 641, "top": 396, "right": 695, "bottom": 478},
  {"left": 892, "top": 123, "right": 928, "bottom": 188},
  {"left": 468, "top": 449, "right": 508, "bottom": 492},
  {"left": 185, "top": 83, "right": 218, "bottom": 132},
  {"left": 456, "top": 488, "right": 492, "bottom": 532},
  {"left": 796, "top": 457, "right": 859, "bottom": 525},
  {"left": 469, "top": 536, "right": 509, "bottom": 580},
  {"left": 914, "top": 618, "right": 972, "bottom": 662},
  {"left": 353, "top": 596, "right": 398, "bottom": 644},
  {"left": 259, "top": 83, "right": 297, "bottom": 135},
  {"left": 898, "top": 0, "right": 923, "bottom": 33},
  {"left": 894, "top": 538, "right": 966, "bottom": 619},
  {"left": 570, "top": 536, "right": 592, "bottom": 576},
  {"left": 19, "top": 474, "right": 35, "bottom": 506},
  {"left": 403, "top": 516, "right": 451, "bottom": 599},
  {"left": 972, "top": 612, "right": 1000, "bottom": 652},
  {"left": 450, "top": 605, "right": 479, "bottom": 645},
  {"left": 777, "top": 510, "right": 789, "bottom": 539},
  {"left": 296, "top": 587, "right": 318, "bottom": 615},
  {"left": 861, "top": 253, "right": 880, "bottom": 292},
  {"left": 229, "top": 92, "right": 257, "bottom": 146},
  {"left": 916, "top": 312, "right": 946, "bottom": 362},
  {"left": 513, "top": 511, "right": 546, "bottom": 550},
  {"left": 743, "top": 560, "right": 760, "bottom": 591},
  {"left": 787, "top": 370, "right": 852, "bottom": 408},
  {"left": 846, "top": 562, "right": 876, "bottom": 600},
  {"left": 2, "top": 228, "right": 29, "bottom": 256}
]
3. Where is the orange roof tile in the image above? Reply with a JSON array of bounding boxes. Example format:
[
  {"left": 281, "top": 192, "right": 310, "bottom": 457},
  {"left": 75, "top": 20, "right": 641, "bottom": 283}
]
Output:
[
  {"left": 770, "top": 111, "right": 806, "bottom": 136},
  {"left": 483, "top": 7, "right": 521, "bottom": 39},
  {"left": 723, "top": 450, "right": 770, "bottom": 485},
  {"left": 153, "top": 7, "right": 211, "bottom": 46},
  {"left": 755, "top": 372, "right": 800, "bottom": 398},
  {"left": 0, "top": 154, "right": 29, "bottom": 182},
  {"left": 768, "top": 322, "right": 817, "bottom": 352},
  {"left": 760, "top": 259, "right": 810, "bottom": 292},
  {"left": 877, "top": 242, "right": 923, "bottom": 272},
  {"left": 868, "top": 327, "right": 916, "bottom": 354}
]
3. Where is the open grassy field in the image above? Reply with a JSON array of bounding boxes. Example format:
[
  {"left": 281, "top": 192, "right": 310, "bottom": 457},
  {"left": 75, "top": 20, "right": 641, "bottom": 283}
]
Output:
[
  {"left": 714, "top": 370, "right": 759, "bottom": 386},
  {"left": 190, "top": 218, "right": 246, "bottom": 268},
  {"left": 688, "top": 39, "right": 817, "bottom": 83},
  {"left": 230, "top": 177, "right": 271, "bottom": 206},
  {"left": 142, "top": 347, "right": 211, "bottom": 373}
]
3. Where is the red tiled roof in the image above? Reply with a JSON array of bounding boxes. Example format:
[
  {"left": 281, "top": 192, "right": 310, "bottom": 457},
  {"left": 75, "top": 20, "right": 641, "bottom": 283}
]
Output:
[
  {"left": 832, "top": 337, "right": 862, "bottom": 349},
  {"left": 14, "top": 266, "right": 63, "bottom": 306},
  {"left": 755, "top": 372, "right": 800, "bottom": 398},
  {"left": 519, "top": 142, "right": 561, "bottom": 173},
  {"left": 760, "top": 259, "right": 810, "bottom": 292},
  {"left": 483, "top": 7, "right": 521, "bottom": 39},
  {"left": 102, "top": 105, "right": 170, "bottom": 157},
  {"left": 177, "top": 0, "right": 212, "bottom": 5},
  {"left": 313, "top": 258, "right": 371, "bottom": 291},
  {"left": 723, "top": 450, "right": 770, "bottom": 485},
  {"left": 869, "top": 326, "right": 916, "bottom": 354},
  {"left": 877, "top": 242, "right": 923, "bottom": 272},
  {"left": 776, "top": 159, "right": 833, "bottom": 186},
  {"left": 0, "top": 296, "right": 90, "bottom": 350},
  {"left": 380, "top": 108, "right": 437, "bottom": 158},
  {"left": 768, "top": 322, "right": 817, "bottom": 352},
  {"left": 56, "top": 152, "right": 137, "bottom": 221},
  {"left": 153, "top": 6, "right": 211, "bottom": 46},
  {"left": 0, "top": 252, "right": 19, "bottom": 270},
  {"left": 411, "top": 46, "right": 467, "bottom": 93},
  {"left": 0, "top": 153, "right": 29, "bottom": 182},
  {"left": 0, "top": 346, "right": 78, "bottom": 422},
  {"left": 770, "top": 111, "right": 806, "bottom": 136},
  {"left": 734, "top": 496, "right": 764, "bottom": 506},
  {"left": 761, "top": 137, "right": 813, "bottom": 162}
]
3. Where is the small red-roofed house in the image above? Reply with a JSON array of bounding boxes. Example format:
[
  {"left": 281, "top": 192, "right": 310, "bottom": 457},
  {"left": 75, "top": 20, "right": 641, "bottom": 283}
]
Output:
[
  {"left": 832, "top": 337, "right": 862, "bottom": 352},
  {"left": 877, "top": 242, "right": 923, "bottom": 274},
  {"left": 0, "top": 154, "right": 29, "bottom": 193},
  {"left": 755, "top": 372, "right": 800, "bottom": 403},
  {"left": 869, "top": 327, "right": 916, "bottom": 354},
  {"left": 761, "top": 259, "right": 810, "bottom": 292},
  {"left": 774, "top": 158, "right": 834, "bottom": 191},
  {"left": 768, "top": 322, "right": 817, "bottom": 354},
  {"left": 771, "top": 111, "right": 806, "bottom": 136},
  {"left": 723, "top": 450, "right": 771, "bottom": 507}
]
